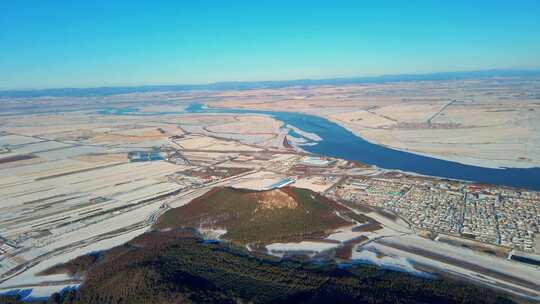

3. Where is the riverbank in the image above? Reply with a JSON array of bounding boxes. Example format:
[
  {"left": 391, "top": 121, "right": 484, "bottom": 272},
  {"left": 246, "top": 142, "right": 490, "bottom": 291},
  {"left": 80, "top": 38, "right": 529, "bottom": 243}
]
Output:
[
  {"left": 325, "top": 114, "right": 537, "bottom": 169},
  {"left": 191, "top": 103, "right": 540, "bottom": 191}
]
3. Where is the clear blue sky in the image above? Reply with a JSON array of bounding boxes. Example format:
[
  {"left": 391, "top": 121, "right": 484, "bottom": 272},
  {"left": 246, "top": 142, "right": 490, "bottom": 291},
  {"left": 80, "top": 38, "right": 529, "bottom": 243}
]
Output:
[{"left": 1, "top": 0, "right": 540, "bottom": 89}]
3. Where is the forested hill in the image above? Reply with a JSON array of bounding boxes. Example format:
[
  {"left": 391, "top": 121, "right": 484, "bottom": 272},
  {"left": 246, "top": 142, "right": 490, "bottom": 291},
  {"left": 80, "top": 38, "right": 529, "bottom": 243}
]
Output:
[{"left": 1, "top": 229, "right": 517, "bottom": 304}]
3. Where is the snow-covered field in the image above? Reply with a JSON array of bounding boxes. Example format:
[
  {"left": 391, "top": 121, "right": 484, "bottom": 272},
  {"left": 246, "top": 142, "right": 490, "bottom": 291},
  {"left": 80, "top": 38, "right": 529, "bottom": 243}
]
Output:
[
  {"left": 350, "top": 244, "right": 431, "bottom": 278},
  {"left": 229, "top": 171, "right": 291, "bottom": 190},
  {"left": 266, "top": 241, "right": 340, "bottom": 257}
]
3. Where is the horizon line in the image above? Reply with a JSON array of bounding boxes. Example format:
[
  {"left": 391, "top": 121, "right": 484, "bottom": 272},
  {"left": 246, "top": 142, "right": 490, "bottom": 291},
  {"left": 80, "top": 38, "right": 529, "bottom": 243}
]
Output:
[{"left": 1, "top": 67, "right": 540, "bottom": 97}]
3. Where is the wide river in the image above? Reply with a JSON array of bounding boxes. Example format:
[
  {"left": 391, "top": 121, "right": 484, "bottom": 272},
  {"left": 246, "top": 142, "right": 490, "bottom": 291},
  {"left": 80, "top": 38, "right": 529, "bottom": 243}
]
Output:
[{"left": 102, "top": 103, "right": 540, "bottom": 191}]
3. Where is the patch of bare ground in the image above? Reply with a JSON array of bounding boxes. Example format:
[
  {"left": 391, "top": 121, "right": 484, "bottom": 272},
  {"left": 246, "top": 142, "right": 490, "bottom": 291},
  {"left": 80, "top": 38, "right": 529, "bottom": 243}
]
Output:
[
  {"left": 335, "top": 236, "right": 369, "bottom": 260},
  {"left": 251, "top": 189, "right": 298, "bottom": 211}
]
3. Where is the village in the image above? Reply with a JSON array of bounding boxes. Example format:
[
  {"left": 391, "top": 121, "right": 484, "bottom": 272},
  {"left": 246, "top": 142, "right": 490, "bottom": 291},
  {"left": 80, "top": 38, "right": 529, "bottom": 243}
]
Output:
[{"left": 332, "top": 175, "right": 540, "bottom": 254}]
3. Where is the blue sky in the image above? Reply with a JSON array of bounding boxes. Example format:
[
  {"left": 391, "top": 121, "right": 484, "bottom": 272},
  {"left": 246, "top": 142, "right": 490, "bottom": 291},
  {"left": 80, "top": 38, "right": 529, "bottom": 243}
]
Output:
[{"left": 1, "top": 1, "right": 540, "bottom": 89}]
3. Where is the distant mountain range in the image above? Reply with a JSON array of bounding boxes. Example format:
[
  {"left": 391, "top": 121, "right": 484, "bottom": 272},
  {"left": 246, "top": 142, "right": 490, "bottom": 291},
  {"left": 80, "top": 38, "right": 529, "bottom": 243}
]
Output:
[{"left": 1, "top": 69, "right": 539, "bottom": 98}]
